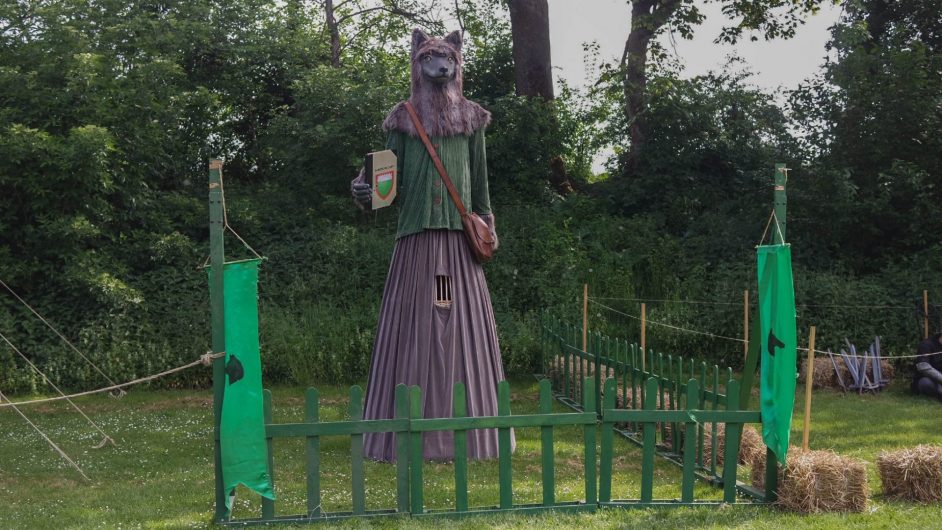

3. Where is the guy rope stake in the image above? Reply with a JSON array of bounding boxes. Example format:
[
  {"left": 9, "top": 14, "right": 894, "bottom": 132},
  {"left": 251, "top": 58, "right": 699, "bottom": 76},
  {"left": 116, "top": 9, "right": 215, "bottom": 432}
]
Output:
[
  {"left": 924, "top": 290, "right": 929, "bottom": 339},
  {"left": 802, "top": 326, "right": 816, "bottom": 451},
  {"left": 583, "top": 284, "right": 588, "bottom": 352},
  {"left": 640, "top": 303, "right": 646, "bottom": 373},
  {"left": 743, "top": 289, "right": 749, "bottom": 364}
]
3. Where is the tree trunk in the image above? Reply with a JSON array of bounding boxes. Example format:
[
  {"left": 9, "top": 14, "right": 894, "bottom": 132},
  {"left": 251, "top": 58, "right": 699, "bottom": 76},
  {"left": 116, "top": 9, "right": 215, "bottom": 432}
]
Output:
[
  {"left": 621, "top": 0, "right": 678, "bottom": 174},
  {"left": 326, "top": 0, "right": 341, "bottom": 67},
  {"left": 508, "top": 0, "right": 554, "bottom": 99}
]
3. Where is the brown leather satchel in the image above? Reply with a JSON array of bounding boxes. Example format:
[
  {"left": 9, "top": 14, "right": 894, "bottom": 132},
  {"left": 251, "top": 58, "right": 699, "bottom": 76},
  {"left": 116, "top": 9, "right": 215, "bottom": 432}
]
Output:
[{"left": 404, "top": 101, "right": 496, "bottom": 264}]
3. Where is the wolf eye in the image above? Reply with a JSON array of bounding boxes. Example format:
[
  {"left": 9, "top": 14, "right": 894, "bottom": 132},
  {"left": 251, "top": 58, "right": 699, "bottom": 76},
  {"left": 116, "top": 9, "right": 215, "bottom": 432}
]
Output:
[
  {"left": 447, "top": 57, "right": 454, "bottom": 63},
  {"left": 423, "top": 55, "right": 431, "bottom": 63}
]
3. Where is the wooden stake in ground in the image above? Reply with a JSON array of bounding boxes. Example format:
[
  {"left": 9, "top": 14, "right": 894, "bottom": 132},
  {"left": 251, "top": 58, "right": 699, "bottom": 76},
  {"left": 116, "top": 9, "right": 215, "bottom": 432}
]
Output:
[
  {"left": 743, "top": 289, "right": 749, "bottom": 364},
  {"left": 640, "top": 302, "right": 646, "bottom": 372},
  {"left": 582, "top": 284, "right": 588, "bottom": 352},
  {"left": 924, "top": 290, "right": 929, "bottom": 339},
  {"left": 802, "top": 326, "right": 817, "bottom": 451}
]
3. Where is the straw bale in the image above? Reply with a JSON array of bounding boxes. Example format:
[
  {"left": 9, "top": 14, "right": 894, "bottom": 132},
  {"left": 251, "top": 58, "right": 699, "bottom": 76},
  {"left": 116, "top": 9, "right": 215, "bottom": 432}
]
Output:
[
  {"left": 753, "top": 449, "right": 868, "bottom": 513},
  {"left": 877, "top": 445, "right": 942, "bottom": 502},
  {"left": 698, "top": 423, "right": 764, "bottom": 467}
]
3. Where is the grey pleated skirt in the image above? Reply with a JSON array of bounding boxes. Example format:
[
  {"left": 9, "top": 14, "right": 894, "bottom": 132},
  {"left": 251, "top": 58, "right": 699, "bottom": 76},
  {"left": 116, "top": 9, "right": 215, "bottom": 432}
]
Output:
[{"left": 362, "top": 229, "right": 514, "bottom": 461}]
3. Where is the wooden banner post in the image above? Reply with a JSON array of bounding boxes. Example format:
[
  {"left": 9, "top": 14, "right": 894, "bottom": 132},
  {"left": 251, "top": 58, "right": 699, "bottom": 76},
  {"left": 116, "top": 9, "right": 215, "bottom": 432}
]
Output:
[
  {"left": 208, "top": 158, "right": 227, "bottom": 522},
  {"left": 802, "top": 326, "right": 817, "bottom": 451}
]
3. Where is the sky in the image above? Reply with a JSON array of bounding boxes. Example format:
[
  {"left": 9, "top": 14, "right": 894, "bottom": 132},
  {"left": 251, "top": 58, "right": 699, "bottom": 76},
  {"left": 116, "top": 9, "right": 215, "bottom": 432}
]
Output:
[{"left": 546, "top": 0, "right": 844, "bottom": 92}]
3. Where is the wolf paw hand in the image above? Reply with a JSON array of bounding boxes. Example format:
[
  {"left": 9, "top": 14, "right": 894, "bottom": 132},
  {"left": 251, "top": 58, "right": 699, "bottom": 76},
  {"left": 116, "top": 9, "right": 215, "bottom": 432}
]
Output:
[{"left": 351, "top": 169, "right": 371, "bottom": 210}]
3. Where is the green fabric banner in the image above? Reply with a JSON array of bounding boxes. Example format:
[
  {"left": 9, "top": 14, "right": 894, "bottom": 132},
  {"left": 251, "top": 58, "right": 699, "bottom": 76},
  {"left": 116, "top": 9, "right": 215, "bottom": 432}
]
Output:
[
  {"left": 757, "top": 244, "right": 797, "bottom": 464},
  {"left": 209, "top": 259, "right": 274, "bottom": 513}
]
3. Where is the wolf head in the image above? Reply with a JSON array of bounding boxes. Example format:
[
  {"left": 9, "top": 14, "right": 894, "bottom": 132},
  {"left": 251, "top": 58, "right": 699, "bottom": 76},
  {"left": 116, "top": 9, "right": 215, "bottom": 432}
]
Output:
[
  {"left": 411, "top": 29, "right": 464, "bottom": 92},
  {"left": 383, "top": 28, "right": 490, "bottom": 137}
]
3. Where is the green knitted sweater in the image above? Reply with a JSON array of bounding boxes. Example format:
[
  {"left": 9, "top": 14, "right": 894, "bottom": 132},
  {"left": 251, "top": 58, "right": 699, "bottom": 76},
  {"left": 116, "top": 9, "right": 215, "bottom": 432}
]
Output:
[{"left": 386, "top": 127, "right": 491, "bottom": 239}]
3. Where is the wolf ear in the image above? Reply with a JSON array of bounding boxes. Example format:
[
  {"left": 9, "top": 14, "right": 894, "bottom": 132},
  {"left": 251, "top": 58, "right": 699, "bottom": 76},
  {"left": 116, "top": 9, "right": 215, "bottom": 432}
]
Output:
[
  {"left": 411, "top": 28, "right": 430, "bottom": 56},
  {"left": 444, "top": 30, "right": 463, "bottom": 51}
]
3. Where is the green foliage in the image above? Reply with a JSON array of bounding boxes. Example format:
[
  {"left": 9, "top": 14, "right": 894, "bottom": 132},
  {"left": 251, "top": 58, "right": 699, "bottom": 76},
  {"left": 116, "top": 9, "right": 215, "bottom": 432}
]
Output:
[
  {"left": 1, "top": 0, "right": 940, "bottom": 393},
  {"left": 787, "top": 3, "right": 942, "bottom": 268}
]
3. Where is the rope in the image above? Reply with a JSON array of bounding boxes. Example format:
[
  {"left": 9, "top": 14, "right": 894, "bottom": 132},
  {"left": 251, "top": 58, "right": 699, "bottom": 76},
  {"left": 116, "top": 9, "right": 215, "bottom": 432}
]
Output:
[
  {"left": 0, "top": 278, "right": 122, "bottom": 391},
  {"left": 798, "top": 347, "right": 942, "bottom": 359},
  {"left": 0, "top": 388, "right": 90, "bottom": 482},
  {"left": 219, "top": 172, "right": 264, "bottom": 261},
  {"left": 197, "top": 168, "right": 265, "bottom": 268},
  {"left": 588, "top": 299, "right": 747, "bottom": 343},
  {"left": 589, "top": 299, "right": 942, "bottom": 360},
  {"left": 590, "top": 296, "right": 915, "bottom": 310},
  {"left": 0, "top": 351, "right": 225, "bottom": 408},
  {"left": 0, "top": 331, "right": 115, "bottom": 447},
  {"left": 590, "top": 297, "right": 742, "bottom": 305},
  {"left": 758, "top": 210, "right": 786, "bottom": 246}
]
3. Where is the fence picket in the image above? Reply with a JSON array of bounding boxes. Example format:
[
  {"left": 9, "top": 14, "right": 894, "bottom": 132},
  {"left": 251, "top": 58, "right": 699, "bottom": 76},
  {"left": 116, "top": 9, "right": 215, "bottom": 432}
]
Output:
[
  {"left": 409, "top": 385, "right": 424, "bottom": 514},
  {"left": 640, "top": 377, "right": 658, "bottom": 503},
  {"left": 711, "top": 365, "right": 720, "bottom": 477},
  {"left": 599, "top": 378, "right": 616, "bottom": 503},
  {"left": 349, "top": 385, "right": 365, "bottom": 515},
  {"left": 539, "top": 379, "right": 555, "bottom": 506},
  {"left": 394, "top": 384, "right": 410, "bottom": 513},
  {"left": 498, "top": 380, "right": 513, "bottom": 509},
  {"left": 453, "top": 383, "right": 469, "bottom": 512},
  {"left": 620, "top": 341, "right": 628, "bottom": 414},
  {"left": 681, "top": 379, "right": 700, "bottom": 503},
  {"left": 582, "top": 378, "right": 597, "bottom": 507},
  {"left": 669, "top": 354, "right": 679, "bottom": 455},
  {"left": 262, "top": 389, "right": 275, "bottom": 519},
  {"left": 722, "top": 379, "right": 743, "bottom": 503},
  {"left": 304, "top": 387, "right": 320, "bottom": 517}
]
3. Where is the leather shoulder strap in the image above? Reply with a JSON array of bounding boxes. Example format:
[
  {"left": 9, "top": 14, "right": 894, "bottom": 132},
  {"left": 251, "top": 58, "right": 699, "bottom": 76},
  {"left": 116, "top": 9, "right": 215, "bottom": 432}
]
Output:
[{"left": 404, "top": 101, "right": 468, "bottom": 216}]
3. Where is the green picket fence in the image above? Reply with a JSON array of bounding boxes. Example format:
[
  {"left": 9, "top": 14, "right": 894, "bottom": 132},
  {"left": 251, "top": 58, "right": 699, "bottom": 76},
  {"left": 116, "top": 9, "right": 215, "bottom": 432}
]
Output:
[
  {"left": 599, "top": 377, "right": 764, "bottom": 506},
  {"left": 540, "top": 313, "right": 767, "bottom": 495},
  {"left": 223, "top": 378, "right": 771, "bottom": 525},
  {"left": 224, "top": 379, "right": 599, "bottom": 525}
]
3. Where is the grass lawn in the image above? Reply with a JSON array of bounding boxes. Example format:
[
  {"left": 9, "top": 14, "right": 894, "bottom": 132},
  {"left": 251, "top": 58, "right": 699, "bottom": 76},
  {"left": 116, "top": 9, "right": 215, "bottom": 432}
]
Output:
[{"left": 1, "top": 378, "right": 940, "bottom": 529}]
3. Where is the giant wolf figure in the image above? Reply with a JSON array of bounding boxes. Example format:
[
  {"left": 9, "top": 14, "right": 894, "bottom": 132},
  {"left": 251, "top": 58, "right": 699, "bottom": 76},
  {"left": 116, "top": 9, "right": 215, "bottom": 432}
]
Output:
[{"left": 351, "top": 28, "right": 514, "bottom": 461}]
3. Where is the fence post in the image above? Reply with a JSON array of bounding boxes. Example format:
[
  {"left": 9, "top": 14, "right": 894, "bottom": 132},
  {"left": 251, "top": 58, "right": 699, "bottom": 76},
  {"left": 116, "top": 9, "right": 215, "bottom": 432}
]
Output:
[
  {"left": 594, "top": 332, "right": 602, "bottom": 418},
  {"left": 924, "top": 290, "right": 930, "bottom": 339},
  {"left": 349, "top": 386, "right": 365, "bottom": 515},
  {"left": 599, "top": 378, "right": 616, "bottom": 503},
  {"left": 582, "top": 377, "right": 597, "bottom": 507},
  {"left": 409, "top": 386, "right": 424, "bottom": 514},
  {"left": 453, "top": 383, "right": 469, "bottom": 512},
  {"left": 722, "top": 380, "right": 743, "bottom": 503},
  {"left": 681, "top": 378, "right": 700, "bottom": 503},
  {"left": 394, "top": 384, "right": 410, "bottom": 513},
  {"left": 802, "top": 326, "right": 816, "bottom": 451},
  {"left": 305, "top": 388, "right": 321, "bottom": 517},
  {"left": 773, "top": 163, "right": 787, "bottom": 244},
  {"left": 539, "top": 379, "right": 555, "bottom": 507},
  {"left": 498, "top": 381, "right": 513, "bottom": 509},
  {"left": 640, "top": 377, "right": 658, "bottom": 503},
  {"left": 208, "top": 159, "right": 227, "bottom": 522},
  {"left": 583, "top": 284, "right": 588, "bottom": 352},
  {"left": 743, "top": 290, "right": 749, "bottom": 364},
  {"left": 262, "top": 389, "right": 275, "bottom": 519},
  {"left": 640, "top": 303, "right": 647, "bottom": 372}
]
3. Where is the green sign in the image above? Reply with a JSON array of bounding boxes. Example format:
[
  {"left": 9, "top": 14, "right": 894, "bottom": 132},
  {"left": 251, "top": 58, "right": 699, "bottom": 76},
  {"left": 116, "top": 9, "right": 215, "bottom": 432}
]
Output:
[
  {"left": 757, "top": 244, "right": 797, "bottom": 463},
  {"left": 208, "top": 259, "right": 274, "bottom": 514}
]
